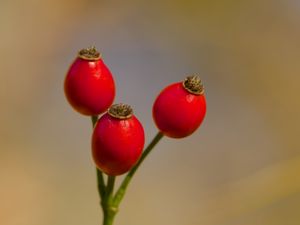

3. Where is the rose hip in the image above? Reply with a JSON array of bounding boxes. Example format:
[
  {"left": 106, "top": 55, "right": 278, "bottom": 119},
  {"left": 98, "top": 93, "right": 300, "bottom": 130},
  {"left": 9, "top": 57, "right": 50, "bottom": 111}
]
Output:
[
  {"left": 64, "top": 46, "right": 115, "bottom": 116},
  {"left": 92, "top": 104, "right": 145, "bottom": 176},
  {"left": 153, "top": 75, "right": 206, "bottom": 138}
]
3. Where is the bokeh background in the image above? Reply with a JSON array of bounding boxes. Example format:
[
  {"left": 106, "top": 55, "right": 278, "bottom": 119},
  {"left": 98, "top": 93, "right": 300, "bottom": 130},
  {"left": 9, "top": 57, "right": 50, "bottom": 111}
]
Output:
[{"left": 1, "top": 0, "right": 300, "bottom": 225}]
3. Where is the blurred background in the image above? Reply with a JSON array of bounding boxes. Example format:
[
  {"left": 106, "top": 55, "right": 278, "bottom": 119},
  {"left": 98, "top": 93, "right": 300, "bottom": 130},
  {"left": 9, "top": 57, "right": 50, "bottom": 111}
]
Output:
[{"left": 1, "top": 0, "right": 300, "bottom": 225}]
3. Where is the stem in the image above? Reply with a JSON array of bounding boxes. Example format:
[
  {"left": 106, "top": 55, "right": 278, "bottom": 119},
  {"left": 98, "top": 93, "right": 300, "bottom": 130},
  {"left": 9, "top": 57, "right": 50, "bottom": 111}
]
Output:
[
  {"left": 113, "top": 132, "right": 164, "bottom": 205},
  {"left": 91, "top": 115, "right": 98, "bottom": 127},
  {"left": 91, "top": 116, "right": 106, "bottom": 199},
  {"left": 102, "top": 176, "right": 116, "bottom": 225},
  {"left": 102, "top": 211, "right": 115, "bottom": 225},
  {"left": 106, "top": 176, "right": 116, "bottom": 201},
  {"left": 97, "top": 168, "right": 106, "bottom": 199}
]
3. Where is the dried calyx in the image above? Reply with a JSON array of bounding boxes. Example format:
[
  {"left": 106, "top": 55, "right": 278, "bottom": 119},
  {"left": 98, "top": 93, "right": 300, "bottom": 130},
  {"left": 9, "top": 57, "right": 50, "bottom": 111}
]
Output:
[
  {"left": 78, "top": 46, "right": 101, "bottom": 60},
  {"left": 108, "top": 104, "right": 133, "bottom": 119},
  {"left": 182, "top": 75, "right": 204, "bottom": 95}
]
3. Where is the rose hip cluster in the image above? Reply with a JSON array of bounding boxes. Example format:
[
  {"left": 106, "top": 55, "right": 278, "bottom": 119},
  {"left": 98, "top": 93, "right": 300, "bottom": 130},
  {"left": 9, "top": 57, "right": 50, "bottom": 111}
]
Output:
[{"left": 64, "top": 47, "right": 206, "bottom": 176}]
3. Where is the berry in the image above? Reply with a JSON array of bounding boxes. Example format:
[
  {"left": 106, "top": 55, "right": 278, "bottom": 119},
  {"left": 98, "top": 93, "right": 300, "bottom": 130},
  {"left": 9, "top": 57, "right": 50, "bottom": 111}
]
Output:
[
  {"left": 92, "top": 104, "right": 145, "bottom": 176},
  {"left": 153, "top": 75, "right": 206, "bottom": 138},
  {"left": 64, "top": 46, "right": 115, "bottom": 116}
]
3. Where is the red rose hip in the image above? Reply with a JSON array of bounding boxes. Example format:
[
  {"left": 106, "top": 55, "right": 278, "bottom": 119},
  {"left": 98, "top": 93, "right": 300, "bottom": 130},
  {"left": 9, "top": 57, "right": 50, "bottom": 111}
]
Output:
[
  {"left": 92, "top": 104, "right": 145, "bottom": 176},
  {"left": 64, "top": 46, "right": 115, "bottom": 115},
  {"left": 153, "top": 75, "right": 206, "bottom": 138}
]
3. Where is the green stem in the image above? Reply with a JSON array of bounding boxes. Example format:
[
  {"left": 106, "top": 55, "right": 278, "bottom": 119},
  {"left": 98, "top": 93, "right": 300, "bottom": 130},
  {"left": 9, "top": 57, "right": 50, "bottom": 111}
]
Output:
[
  {"left": 113, "top": 132, "right": 164, "bottom": 205},
  {"left": 102, "top": 212, "right": 115, "bottom": 225},
  {"left": 102, "top": 176, "right": 117, "bottom": 225},
  {"left": 91, "top": 116, "right": 106, "bottom": 200},
  {"left": 106, "top": 176, "right": 116, "bottom": 201},
  {"left": 97, "top": 168, "right": 106, "bottom": 199}
]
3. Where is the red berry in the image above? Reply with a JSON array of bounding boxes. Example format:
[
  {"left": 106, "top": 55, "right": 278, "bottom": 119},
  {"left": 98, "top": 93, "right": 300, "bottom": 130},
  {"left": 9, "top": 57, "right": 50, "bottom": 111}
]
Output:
[
  {"left": 92, "top": 104, "right": 145, "bottom": 176},
  {"left": 64, "top": 47, "right": 115, "bottom": 116},
  {"left": 153, "top": 75, "right": 206, "bottom": 138}
]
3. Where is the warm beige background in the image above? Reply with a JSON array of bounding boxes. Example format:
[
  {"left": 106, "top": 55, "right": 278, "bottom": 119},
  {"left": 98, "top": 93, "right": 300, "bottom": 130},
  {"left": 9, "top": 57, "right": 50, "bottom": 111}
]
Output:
[{"left": 1, "top": 0, "right": 300, "bottom": 225}]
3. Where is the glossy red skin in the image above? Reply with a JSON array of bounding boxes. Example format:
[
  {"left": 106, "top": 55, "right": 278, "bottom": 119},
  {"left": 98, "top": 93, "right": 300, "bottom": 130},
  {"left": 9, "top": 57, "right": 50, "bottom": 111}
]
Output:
[
  {"left": 92, "top": 113, "right": 145, "bottom": 176},
  {"left": 64, "top": 57, "right": 115, "bottom": 115},
  {"left": 153, "top": 82, "right": 206, "bottom": 138}
]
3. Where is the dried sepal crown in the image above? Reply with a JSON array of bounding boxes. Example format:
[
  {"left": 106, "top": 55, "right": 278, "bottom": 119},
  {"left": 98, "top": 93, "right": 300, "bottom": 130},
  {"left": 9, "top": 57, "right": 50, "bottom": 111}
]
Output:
[
  {"left": 182, "top": 75, "right": 204, "bottom": 95},
  {"left": 108, "top": 104, "right": 133, "bottom": 119},
  {"left": 78, "top": 46, "right": 101, "bottom": 60}
]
